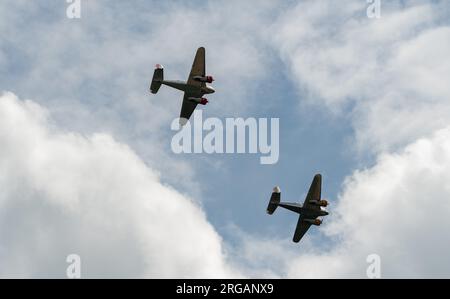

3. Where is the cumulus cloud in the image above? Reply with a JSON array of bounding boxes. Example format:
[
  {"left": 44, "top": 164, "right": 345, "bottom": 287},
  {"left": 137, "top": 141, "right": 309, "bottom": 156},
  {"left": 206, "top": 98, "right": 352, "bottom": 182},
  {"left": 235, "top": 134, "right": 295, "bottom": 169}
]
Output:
[
  {"left": 286, "top": 127, "right": 450, "bottom": 278},
  {"left": 0, "top": 92, "right": 238, "bottom": 278},
  {"left": 0, "top": 0, "right": 282, "bottom": 196},
  {"left": 0, "top": 0, "right": 277, "bottom": 124},
  {"left": 1, "top": 1, "right": 450, "bottom": 279},
  {"left": 241, "top": 0, "right": 450, "bottom": 278},
  {"left": 270, "top": 0, "right": 450, "bottom": 153},
  {"left": 230, "top": 127, "right": 450, "bottom": 278},
  {"left": 3, "top": 91, "right": 449, "bottom": 278}
]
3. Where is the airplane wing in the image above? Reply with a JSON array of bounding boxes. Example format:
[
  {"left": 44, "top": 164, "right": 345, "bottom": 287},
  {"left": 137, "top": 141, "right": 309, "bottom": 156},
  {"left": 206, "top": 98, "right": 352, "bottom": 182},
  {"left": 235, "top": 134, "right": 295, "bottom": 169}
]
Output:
[
  {"left": 302, "top": 174, "right": 322, "bottom": 211},
  {"left": 293, "top": 215, "right": 312, "bottom": 243},
  {"left": 186, "top": 47, "right": 206, "bottom": 87},
  {"left": 178, "top": 47, "right": 206, "bottom": 125},
  {"left": 179, "top": 93, "right": 198, "bottom": 125}
]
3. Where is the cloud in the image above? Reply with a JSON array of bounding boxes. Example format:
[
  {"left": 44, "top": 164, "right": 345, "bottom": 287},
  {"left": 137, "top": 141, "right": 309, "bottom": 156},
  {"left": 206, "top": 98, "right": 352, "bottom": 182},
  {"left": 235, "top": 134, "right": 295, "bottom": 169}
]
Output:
[
  {"left": 1, "top": 1, "right": 450, "bottom": 279},
  {"left": 287, "top": 127, "right": 450, "bottom": 278},
  {"left": 0, "top": 0, "right": 277, "bottom": 122},
  {"left": 3, "top": 90, "right": 449, "bottom": 278},
  {"left": 270, "top": 0, "right": 450, "bottom": 153},
  {"left": 0, "top": 0, "right": 281, "bottom": 196},
  {"left": 240, "top": 0, "right": 450, "bottom": 278},
  {"left": 229, "top": 127, "right": 450, "bottom": 278},
  {"left": 0, "top": 92, "right": 238, "bottom": 278}
]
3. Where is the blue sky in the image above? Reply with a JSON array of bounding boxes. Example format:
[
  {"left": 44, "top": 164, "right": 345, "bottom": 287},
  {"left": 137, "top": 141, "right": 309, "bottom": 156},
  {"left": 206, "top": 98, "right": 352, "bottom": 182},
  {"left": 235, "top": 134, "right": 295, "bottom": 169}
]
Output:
[
  {"left": 2, "top": 1, "right": 355, "bottom": 244},
  {"left": 185, "top": 76, "right": 356, "bottom": 240},
  {"left": 1, "top": 0, "right": 450, "bottom": 278},
  {"left": 0, "top": 0, "right": 356, "bottom": 241}
]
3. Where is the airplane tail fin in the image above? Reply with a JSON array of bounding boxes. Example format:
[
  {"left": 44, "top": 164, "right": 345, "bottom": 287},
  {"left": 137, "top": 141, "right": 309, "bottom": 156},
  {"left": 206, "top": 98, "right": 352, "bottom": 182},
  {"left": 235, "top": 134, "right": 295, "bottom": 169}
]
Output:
[
  {"left": 150, "top": 64, "right": 164, "bottom": 94},
  {"left": 267, "top": 186, "right": 281, "bottom": 215}
]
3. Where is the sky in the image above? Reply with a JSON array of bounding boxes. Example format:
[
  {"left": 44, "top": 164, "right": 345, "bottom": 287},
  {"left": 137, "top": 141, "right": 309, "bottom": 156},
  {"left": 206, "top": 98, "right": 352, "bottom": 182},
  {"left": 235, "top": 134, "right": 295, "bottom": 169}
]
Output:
[{"left": 0, "top": 0, "right": 450, "bottom": 278}]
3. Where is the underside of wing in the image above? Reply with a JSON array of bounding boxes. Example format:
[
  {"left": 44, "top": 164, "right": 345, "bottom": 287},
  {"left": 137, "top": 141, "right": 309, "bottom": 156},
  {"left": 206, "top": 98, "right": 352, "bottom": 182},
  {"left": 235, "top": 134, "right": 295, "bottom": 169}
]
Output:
[
  {"left": 293, "top": 216, "right": 312, "bottom": 243},
  {"left": 179, "top": 94, "right": 198, "bottom": 125},
  {"left": 303, "top": 174, "right": 322, "bottom": 210},
  {"left": 187, "top": 47, "right": 206, "bottom": 87}
]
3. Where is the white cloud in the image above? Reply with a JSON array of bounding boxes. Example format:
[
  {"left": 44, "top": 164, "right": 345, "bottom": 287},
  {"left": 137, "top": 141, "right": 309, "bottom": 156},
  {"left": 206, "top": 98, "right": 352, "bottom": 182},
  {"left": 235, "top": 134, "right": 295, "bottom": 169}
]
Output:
[
  {"left": 0, "top": 0, "right": 281, "bottom": 195},
  {"left": 270, "top": 0, "right": 450, "bottom": 153},
  {"left": 247, "top": 1, "right": 450, "bottom": 278},
  {"left": 230, "top": 127, "right": 450, "bottom": 278},
  {"left": 286, "top": 127, "right": 450, "bottom": 278},
  {"left": 0, "top": 92, "right": 238, "bottom": 278},
  {"left": 0, "top": 0, "right": 276, "bottom": 122},
  {"left": 1, "top": 1, "right": 450, "bottom": 279},
  {"left": 3, "top": 91, "right": 450, "bottom": 278}
]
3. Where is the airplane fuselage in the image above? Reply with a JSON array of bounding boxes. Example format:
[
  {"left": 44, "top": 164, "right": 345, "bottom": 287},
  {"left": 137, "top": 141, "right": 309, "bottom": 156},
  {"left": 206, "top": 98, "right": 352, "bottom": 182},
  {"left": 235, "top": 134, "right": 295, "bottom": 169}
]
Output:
[
  {"left": 278, "top": 202, "right": 329, "bottom": 218},
  {"left": 161, "top": 80, "right": 215, "bottom": 96}
]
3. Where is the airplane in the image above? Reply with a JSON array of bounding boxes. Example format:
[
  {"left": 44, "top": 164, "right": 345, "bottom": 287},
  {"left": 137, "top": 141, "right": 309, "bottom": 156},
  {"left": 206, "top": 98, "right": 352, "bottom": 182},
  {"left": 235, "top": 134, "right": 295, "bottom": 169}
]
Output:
[
  {"left": 266, "top": 174, "right": 329, "bottom": 243},
  {"left": 150, "top": 47, "right": 215, "bottom": 126}
]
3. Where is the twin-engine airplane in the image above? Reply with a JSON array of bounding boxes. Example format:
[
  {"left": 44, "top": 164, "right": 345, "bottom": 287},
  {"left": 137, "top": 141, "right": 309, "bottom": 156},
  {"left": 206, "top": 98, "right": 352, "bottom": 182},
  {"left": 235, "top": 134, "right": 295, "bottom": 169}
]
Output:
[
  {"left": 150, "top": 47, "right": 215, "bottom": 126},
  {"left": 267, "top": 174, "right": 329, "bottom": 243}
]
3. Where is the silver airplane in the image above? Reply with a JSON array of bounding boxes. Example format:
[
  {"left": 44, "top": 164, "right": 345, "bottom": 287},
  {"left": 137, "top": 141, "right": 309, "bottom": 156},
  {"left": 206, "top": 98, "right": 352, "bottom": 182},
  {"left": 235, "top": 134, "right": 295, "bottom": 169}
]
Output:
[
  {"left": 150, "top": 47, "right": 215, "bottom": 126},
  {"left": 267, "top": 174, "right": 330, "bottom": 243}
]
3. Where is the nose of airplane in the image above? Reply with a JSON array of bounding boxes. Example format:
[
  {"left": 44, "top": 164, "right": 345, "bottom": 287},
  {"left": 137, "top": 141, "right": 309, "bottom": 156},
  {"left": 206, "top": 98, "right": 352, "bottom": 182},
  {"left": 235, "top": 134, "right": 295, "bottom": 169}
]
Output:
[{"left": 209, "top": 87, "right": 215, "bottom": 94}]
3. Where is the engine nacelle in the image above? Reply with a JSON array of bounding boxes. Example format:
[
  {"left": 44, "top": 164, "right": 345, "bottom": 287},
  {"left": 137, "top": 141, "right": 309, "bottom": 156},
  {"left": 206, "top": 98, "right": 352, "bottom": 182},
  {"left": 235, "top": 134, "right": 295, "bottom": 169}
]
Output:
[
  {"left": 309, "top": 199, "right": 328, "bottom": 207},
  {"left": 304, "top": 219, "right": 322, "bottom": 226},
  {"left": 319, "top": 200, "right": 328, "bottom": 207},
  {"left": 193, "top": 75, "right": 215, "bottom": 83},
  {"left": 188, "top": 97, "right": 208, "bottom": 105}
]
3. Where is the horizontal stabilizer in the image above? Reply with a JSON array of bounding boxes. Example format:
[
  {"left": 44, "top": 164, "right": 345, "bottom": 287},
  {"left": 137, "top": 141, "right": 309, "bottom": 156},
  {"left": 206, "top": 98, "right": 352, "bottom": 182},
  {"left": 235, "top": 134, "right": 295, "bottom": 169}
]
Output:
[
  {"left": 150, "top": 64, "right": 164, "bottom": 94},
  {"left": 266, "top": 186, "right": 281, "bottom": 215}
]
